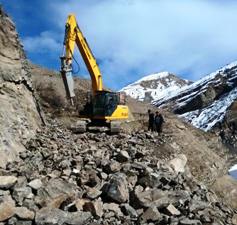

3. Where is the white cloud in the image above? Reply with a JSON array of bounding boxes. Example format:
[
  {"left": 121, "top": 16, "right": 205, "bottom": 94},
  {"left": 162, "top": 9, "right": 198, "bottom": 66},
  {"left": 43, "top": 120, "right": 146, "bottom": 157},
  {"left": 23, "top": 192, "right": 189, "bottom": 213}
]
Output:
[
  {"left": 23, "top": 31, "right": 61, "bottom": 54},
  {"left": 27, "top": 0, "right": 237, "bottom": 89}
]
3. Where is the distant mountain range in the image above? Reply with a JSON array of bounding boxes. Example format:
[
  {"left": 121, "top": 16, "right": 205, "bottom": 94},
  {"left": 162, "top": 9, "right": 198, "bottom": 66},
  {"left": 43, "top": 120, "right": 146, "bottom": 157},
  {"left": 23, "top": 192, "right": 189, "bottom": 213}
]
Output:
[
  {"left": 121, "top": 62, "right": 237, "bottom": 131},
  {"left": 121, "top": 72, "right": 191, "bottom": 102}
]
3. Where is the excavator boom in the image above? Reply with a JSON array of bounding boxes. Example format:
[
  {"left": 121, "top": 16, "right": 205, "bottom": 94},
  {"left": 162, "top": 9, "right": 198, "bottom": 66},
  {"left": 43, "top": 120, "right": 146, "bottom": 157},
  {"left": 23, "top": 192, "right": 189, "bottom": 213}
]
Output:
[
  {"left": 61, "top": 14, "right": 102, "bottom": 104},
  {"left": 64, "top": 14, "right": 103, "bottom": 93}
]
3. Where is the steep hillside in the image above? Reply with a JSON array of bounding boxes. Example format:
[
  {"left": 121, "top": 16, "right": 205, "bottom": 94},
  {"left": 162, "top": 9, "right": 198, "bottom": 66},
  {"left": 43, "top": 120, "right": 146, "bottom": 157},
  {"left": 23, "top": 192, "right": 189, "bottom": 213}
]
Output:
[
  {"left": 0, "top": 7, "right": 41, "bottom": 168},
  {"left": 29, "top": 64, "right": 233, "bottom": 180},
  {"left": 154, "top": 62, "right": 237, "bottom": 132},
  {"left": 0, "top": 6, "right": 237, "bottom": 224},
  {"left": 121, "top": 63, "right": 237, "bottom": 134},
  {"left": 29, "top": 63, "right": 153, "bottom": 121},
  {"left": 30, "top": 63, "right": 91, "bottom": 114},
  {"left": 121, "top": 72, "right": 191, "bottom": 102}
]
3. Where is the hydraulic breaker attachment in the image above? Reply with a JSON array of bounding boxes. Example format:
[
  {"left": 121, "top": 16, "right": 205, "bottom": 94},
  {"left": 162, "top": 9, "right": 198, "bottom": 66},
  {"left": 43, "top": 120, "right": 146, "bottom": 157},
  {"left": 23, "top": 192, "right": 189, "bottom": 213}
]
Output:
[{"left": 60, "top": 56, "right": 75, "bottom": 105}]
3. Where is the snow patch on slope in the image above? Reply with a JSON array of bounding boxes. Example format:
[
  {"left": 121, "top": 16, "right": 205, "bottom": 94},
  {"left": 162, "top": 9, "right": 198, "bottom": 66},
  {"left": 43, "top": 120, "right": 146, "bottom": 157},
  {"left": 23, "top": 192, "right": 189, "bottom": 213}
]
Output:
[
  {"left": 134, "top": 72, "right": 170, "bottom": 83},
  {"left": 229, "top": 164, "right": 237, "bottom": 179},
  {"left": 180, "top": 87, "right": 237, "bottom": 131},
  {"left": 229, "top": 164, "right": 237, "bottom": 172},
  {"left": 156, "top": 61, "right": 237, "bottom": 106},
  {"left": 121, "top": 72, "right": 190, "bottom": 102}
]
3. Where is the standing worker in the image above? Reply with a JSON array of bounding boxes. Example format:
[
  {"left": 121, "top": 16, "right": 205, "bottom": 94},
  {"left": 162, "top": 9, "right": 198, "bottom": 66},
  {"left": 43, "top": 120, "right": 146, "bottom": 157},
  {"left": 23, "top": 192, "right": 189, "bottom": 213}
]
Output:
[
  {"left": 148, "top": 109, "right": 154, "bottom": 131},
  {"left": 155, "top": 111, "right": 164, "bottom": 135}
]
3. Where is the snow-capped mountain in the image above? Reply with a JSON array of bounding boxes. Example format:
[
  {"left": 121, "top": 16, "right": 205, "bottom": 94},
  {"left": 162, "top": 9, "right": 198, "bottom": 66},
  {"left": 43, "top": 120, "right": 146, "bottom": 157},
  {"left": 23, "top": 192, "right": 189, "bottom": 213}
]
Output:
[
  {"left": 121, "top": 72, "right": 191, "bottom": 102},
  {"left": 155, "top": 62, "right": 237, "bottom": 131}
]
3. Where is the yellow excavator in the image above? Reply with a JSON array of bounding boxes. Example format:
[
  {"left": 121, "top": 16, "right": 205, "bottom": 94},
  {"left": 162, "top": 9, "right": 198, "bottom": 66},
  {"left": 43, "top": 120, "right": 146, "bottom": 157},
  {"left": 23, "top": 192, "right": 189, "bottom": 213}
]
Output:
[{"left": 60, "top": 14, "right": 129, "bottom": 133}]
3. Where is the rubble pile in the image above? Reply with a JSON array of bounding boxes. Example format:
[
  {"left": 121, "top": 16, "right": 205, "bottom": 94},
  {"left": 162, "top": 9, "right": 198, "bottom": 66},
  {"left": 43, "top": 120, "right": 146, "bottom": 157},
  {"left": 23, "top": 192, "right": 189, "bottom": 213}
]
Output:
[{"left": 0, "top": 122, "right": 236, "bottom": 225}]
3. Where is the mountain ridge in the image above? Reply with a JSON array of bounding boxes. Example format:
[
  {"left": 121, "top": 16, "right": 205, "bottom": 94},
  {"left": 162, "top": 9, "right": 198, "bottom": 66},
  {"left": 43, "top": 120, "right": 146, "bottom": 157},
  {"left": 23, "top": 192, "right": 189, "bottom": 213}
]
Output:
[
  {"left": 121, "top": 71, "right": 191, "bottom": 102},
  {"left": 155, "top": 61, "right": 237, "bottom": 131},
  {"left": 121, "top": 61, "right": 237, "bottom": 132}
]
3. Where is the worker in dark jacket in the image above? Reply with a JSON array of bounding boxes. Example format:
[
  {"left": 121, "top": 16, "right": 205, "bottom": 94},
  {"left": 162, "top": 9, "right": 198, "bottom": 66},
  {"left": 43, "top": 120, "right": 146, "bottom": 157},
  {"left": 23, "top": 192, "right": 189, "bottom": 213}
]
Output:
[
  {"left": 154, "top": 111, "right": 164, "bottom": 134},
  {"left": 148, "top": 109, "right": 154, "bottom": 131}
]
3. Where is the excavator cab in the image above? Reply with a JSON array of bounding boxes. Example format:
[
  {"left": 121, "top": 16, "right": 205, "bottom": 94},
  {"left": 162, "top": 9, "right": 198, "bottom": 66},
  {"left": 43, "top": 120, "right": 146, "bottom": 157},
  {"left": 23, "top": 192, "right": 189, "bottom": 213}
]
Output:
[
  {"left": 93, "top": 91, "right": 119, "bottom": 117},
  {"left": 81, "top": 91, "right": 125, "bottom": 118}
]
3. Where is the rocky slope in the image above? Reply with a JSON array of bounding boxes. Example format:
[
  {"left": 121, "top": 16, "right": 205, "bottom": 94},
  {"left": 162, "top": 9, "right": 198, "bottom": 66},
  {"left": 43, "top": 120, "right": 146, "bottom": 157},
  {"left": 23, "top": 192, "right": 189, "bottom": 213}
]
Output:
[
  {"left": 1, "top": 5, "right": 237, "bottom": 224},
  {"left": 0, "top": 120, "right": 236, "bottom": 224},
  {"left": 4, "top": 58, "right": 237, "bottom": 223},
  {"left": 154, "top": 62, "right": 237, "bottom": 132},
  {"left": 0, "top": 7, "right": 41, "bottom": 169},
  {"left": 121, "top": 72, "right": 191, "bottom": 103},
  {"left": 29, "top": 64, "right": 235, "bottom": 186},
  {"left": 25, "top": 64, "right": 232, "bottom": 184}
]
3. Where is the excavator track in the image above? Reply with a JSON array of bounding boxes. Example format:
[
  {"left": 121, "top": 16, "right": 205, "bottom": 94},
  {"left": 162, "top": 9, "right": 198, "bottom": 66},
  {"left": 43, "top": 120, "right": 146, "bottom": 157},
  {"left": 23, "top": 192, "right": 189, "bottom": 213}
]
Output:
[
  {"left": 71, "top": 120, "right": 87, "bottom": 133},
  {"left": 71, "top": 120, "right": 121, "bottom": 134},
  {"left": 110, "top": 121, "right": 121, "bottom": 134}
]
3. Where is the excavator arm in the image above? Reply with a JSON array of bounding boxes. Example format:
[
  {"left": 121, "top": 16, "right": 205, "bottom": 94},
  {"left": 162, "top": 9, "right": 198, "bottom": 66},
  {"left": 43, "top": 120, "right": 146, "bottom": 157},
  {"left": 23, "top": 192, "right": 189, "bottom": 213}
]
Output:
[{"left": 60, "top": 14, "right": 103, "bottom": 104}]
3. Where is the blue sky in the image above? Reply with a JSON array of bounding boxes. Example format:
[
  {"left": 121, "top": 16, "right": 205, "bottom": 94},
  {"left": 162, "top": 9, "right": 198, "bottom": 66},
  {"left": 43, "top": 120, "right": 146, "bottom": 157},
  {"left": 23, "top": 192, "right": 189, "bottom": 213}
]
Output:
[{"left": 1, "top": 0, "right": 237, "bottom": 90}]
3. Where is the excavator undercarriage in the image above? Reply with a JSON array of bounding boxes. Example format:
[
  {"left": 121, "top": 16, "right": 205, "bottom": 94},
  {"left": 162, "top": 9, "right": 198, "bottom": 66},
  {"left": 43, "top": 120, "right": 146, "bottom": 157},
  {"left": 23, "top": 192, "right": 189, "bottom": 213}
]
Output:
[{"left": 71, "top": 120, "right": 121, "bottom": 134}]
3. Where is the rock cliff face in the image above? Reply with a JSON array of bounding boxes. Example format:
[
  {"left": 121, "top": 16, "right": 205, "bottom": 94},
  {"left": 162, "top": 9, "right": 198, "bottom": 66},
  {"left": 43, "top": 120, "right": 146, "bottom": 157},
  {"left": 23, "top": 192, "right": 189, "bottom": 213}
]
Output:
[{"left": 0, "top": 7, "right": 41, "bottom": 168}]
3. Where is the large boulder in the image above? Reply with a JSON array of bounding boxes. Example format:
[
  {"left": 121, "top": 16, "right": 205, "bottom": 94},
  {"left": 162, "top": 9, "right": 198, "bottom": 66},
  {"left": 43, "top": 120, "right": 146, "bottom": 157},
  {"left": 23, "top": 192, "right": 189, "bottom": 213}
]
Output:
[
  {"left": 35, "top": 207, "right": 92, "bottom": 225},
  {"left": 35, "top": 178, "right": 77, "bottom": 207},
  {"left": 168, "top": 154, "right": 188, "bottom": 173},
  {"left": 0, "top": 176, "right": 17, "bottom": 189},
  {"left": 0, "top": 195, "right": 15, "bottom": 222},
  {"left": 104, "top": 173, "right": 129, "bottom": 203}
]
